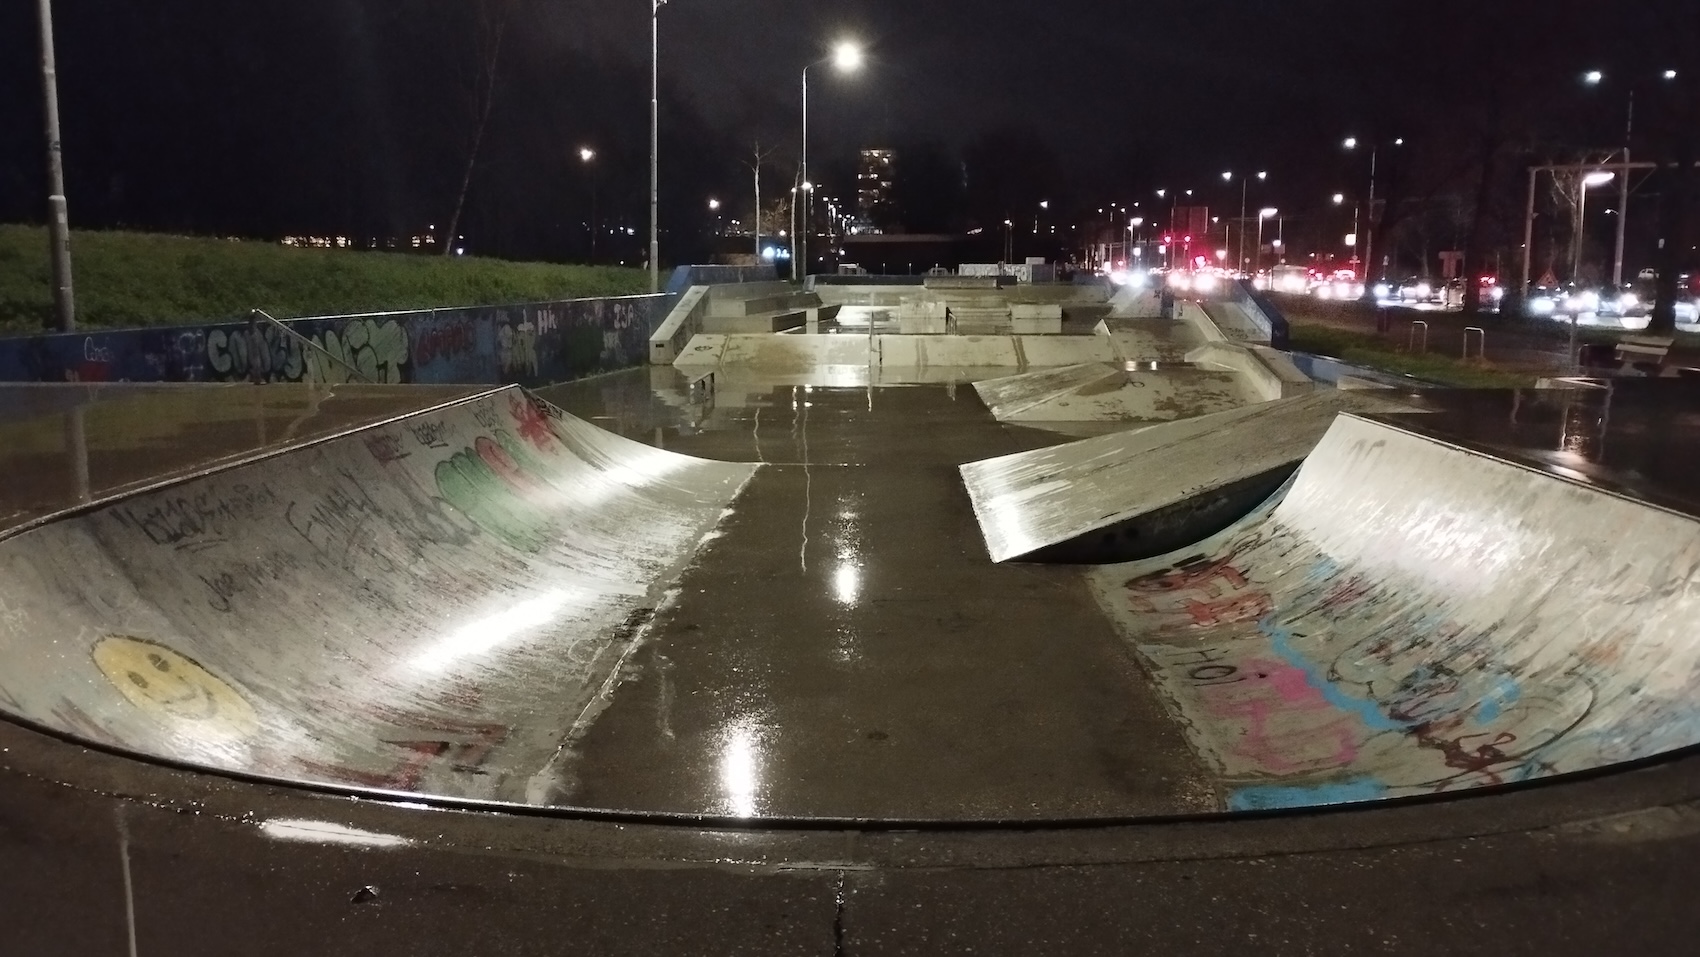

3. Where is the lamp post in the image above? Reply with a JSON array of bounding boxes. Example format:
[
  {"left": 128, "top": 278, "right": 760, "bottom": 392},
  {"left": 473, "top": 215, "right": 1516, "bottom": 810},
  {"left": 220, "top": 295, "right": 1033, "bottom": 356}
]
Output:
[
  {"left": 649, "top": 0, "right": 666, "bottom": 291},
  {"left": 579, "top": 147, "right": 597, "bottom": 263},
  {"left": 1574, "top": 170, "right": 1617, "bottom": 281},
  {"left": 1222, "top": 170, "right": 1267, "bottom": 275},
  {"left": 800, "top": 41, "right": 863, "bottom": 281},
  {"left": 1256, "top": 208, "right": 1278, "bottom": 283},
  {"left": 36, "top": 0, "right": 75, "bottom": 331},
  {"left": 1344, "top": 137, "right": 1400, "bottom": 294},
  {"left": 1584, "top": 68, "right": 1679, "bottom": 287},
  {"left": 1568, "top": 170, "right": 1617, "bottom": 369}
]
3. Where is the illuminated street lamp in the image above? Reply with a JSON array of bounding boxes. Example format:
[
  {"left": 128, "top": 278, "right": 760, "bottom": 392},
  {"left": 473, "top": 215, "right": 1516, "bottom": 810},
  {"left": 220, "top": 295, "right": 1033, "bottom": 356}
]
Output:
[
  {"left": 1255, "top": 207, "right": 1279, "bottom": 281},
  {"left": 800, "top": 40, "right": 863, "bottom": 277},
  {"left": 1574, "top": 170, "right": 1617, "bottom": 281},
  {"left": 1581, "top": 68, "right": 1679, "bottom": 286},
  {"left": 580, "top": 147, "right": 598, "bottom": 263},
  {"left": 1344, "top": 136, "right": 1395, "bottom": 291}
]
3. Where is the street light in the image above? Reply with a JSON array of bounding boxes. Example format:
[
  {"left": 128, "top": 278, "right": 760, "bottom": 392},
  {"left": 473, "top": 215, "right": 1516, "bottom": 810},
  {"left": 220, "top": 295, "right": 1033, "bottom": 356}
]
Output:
[
  {"left": 800, "top": 39, "right": 863, "bottom": 280},
  {"left": 1574, "top": 170, "right": 1617, "bottom": 281},
  {"left": 1256, "top": 207, "right": 1278, "bottom": 282},
  {"left": 1344, "top": 136, "right": 1396, "bottom": 291},
  {"left": 1581, "top": 68, "right": 1679, "bottom": 286},
  {"left": 649, "top": 0, "right": 672, "bottom": 292},
  {"left": 1224, "top": 170, "right": 1268, "bottom": 274},
  {"left": 579, "top": 147, "right": 598, "bottom": 263}
]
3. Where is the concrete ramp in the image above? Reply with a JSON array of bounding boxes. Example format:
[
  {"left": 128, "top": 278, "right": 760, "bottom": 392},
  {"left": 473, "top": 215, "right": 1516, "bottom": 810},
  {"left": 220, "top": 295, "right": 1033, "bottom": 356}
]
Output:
[
  {"left": 673, "top": 333, "right": 1121, "bottom": 385},
  {"left": 1087, "top": 413, "right": 1700, "bottom": 810},
  {"left": 1107, "top": 286, "right": 1163, "bottom": 318},
  {"left": 962, "top": 391, "right": 1406, "bottom": 563},
  {"left": 973, "top": 362, "right": 1251, "bottom": 431},
  {"left": 0, "top": 386, "right": 755, "bottom": 805},
  {"left": 1096, "top": 317, "right": 1204, "bottom": 362}
]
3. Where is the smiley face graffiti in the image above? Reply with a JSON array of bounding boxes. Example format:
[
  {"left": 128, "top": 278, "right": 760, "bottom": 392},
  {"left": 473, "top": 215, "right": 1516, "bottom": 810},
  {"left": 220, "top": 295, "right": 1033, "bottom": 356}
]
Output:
[{"left": 92, "top": 635, "right": 259, "bottom": 737}]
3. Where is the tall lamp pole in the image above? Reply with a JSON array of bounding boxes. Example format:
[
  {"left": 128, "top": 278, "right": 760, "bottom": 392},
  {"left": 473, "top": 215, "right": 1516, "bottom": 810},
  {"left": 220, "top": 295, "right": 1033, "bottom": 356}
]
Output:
[
  {"left": 649, "top": 0, "right": 665, "bottom": 292},
  {"left": 36, "top": 0, "right": 75, "bottom": 331},
  {"left": 579, "top": 147, "right": 597, "bottom": 263},
  {"left": 801, "top": 41, "right": 863, "bottom": 282},
  {"left": 1256, "top": 208, "right": 1278, "bottom": 282}
]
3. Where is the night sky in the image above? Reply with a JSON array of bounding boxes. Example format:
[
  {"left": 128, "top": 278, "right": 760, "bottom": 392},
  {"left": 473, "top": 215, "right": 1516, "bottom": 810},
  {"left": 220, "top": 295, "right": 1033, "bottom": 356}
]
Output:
[{"left": 1, "top": 0, "right": 1695, "bottom": 269}]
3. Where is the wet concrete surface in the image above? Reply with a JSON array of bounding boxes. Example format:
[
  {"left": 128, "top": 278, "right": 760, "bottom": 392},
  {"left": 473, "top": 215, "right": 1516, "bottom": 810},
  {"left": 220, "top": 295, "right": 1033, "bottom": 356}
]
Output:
[
  {"left": 1363, "top": 380, "right": 1700, "bottom": 519},
  {"left": 541, "top": 375, "right": 1215, "bottom": 819},
  {"left": 7, "top": 375, "right": 1700, "bottom": 952},
  {"left": 7, "top": 705, "right": 1700, "bottom": 955}
]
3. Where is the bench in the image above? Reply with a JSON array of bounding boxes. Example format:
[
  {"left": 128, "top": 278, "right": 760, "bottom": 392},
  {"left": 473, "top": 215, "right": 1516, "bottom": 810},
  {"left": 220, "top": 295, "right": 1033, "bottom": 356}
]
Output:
[{"left": 1615, "top": 334, "right": 1673, "bottom": 375}]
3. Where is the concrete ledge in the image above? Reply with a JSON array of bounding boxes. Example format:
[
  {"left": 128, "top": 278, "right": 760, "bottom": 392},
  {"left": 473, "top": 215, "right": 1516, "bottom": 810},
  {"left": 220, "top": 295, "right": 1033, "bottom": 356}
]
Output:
[
  {"left": 650, "top": 286, "right": 711, "bottom": 365},
  {"left": 925, "top": 276, "right": 1010, "bottom": 290},
  {"left": 701, "top": 310, "right": 808, "bottom": 334}
]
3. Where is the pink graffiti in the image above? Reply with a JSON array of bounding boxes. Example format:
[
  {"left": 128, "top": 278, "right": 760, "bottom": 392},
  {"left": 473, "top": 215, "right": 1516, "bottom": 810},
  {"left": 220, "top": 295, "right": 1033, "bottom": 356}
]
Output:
[
  {"left": 412, "top": 319, "right": 476, "bottom": 367},
  {"left": 1201, "top": 658, "right": 1361, "bottom": 774}
]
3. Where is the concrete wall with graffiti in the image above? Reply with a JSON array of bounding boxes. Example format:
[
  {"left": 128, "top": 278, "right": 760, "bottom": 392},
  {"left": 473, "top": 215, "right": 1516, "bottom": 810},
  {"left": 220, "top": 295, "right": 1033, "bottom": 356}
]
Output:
[
  {"left": 0, "top": 295, "right": 671, "bottom": 387},
  {"left": 1089, "top": 413, "right": 1700, "bottom": 811}
]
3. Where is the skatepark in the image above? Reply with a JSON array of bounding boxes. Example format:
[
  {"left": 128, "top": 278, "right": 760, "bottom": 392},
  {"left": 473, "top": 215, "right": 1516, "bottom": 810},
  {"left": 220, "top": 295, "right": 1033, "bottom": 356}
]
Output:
[{"left": 3, "top": 276, "right": 1700, "bottom": 953}]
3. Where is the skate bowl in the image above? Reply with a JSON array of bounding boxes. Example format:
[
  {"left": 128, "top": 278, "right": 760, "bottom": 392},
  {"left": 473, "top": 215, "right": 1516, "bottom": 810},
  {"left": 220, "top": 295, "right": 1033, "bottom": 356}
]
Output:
[
  {"left": 0, "top": 385, "right": 756, "bottom": 806},
  {"left": 1082, "top": 410, "right": 1700, "bottom": 810}
]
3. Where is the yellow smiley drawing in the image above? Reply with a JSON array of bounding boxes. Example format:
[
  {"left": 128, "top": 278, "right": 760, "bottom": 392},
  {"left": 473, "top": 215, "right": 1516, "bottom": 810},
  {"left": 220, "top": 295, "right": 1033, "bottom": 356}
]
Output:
[{"left": 92, "top": 635, "right": 259, "bottom": 737}]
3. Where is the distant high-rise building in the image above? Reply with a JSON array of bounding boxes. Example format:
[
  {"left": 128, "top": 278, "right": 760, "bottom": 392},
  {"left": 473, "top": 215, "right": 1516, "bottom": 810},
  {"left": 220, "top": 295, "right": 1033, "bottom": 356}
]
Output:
[{"left": 856, "top": 149, "right": 896, "bottom": 232}]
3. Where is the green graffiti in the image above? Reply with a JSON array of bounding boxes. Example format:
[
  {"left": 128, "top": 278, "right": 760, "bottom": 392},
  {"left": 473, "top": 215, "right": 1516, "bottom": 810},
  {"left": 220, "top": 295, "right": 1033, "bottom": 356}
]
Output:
[{"left": 434, "top": 437, "right": 548, "bottom": 553}]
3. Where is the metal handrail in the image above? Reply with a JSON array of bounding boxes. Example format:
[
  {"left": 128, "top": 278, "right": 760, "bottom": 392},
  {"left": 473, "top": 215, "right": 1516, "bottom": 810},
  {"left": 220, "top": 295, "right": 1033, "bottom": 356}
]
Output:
[
  {"left": 1408, "top": 320, "right": 1428, "bottom": 354},
  {"left": 1463, "top": 326, "right": 1486, "bottom": 362},
  {"left": 250, "top": 309, "right": 374, "bottom": 384}
]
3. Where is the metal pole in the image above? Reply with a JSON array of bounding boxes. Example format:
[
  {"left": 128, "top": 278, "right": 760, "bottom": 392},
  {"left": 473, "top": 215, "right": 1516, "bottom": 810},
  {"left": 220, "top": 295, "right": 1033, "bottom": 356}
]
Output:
[
  {"left": 1256, "top": 215, "right": 1265, "bottom": 282},
  {"left": 1574, "top": 178, "right": 1588, "bottom": 282},
  {"left": 1521, "top": 167, "right": 1537, "bottom": 293},
  {"left": 1362, "top": 146, "right": 1378, "bottom": 292},
  {"left": 1238, "top": 179, "right": 1248, "bottom": 274},
  {"left": 37, "top": 0, "right": 75, "bottom": 332},
  {"left": 753, "top": 157, "right": 761, "bottom": 262},
  {"left": 800, "top": 65, "right": 809, "bottom": 282},
  {"left": 649, "top": 0, "right": 663, "bottom": 292},
  {"left": 1612, "top": 91, "right": 1634, "bottom": 288}
]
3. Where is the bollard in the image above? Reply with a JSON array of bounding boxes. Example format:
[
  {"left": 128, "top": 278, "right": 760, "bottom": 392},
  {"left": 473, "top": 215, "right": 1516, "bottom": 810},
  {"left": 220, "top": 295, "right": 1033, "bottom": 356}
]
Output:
[
  {"left": 1408, "top": 320, "right": 1429, "bottom": 354},
  {"left": 1463, "top": 326, "right": 1486, "bottom": 362}
]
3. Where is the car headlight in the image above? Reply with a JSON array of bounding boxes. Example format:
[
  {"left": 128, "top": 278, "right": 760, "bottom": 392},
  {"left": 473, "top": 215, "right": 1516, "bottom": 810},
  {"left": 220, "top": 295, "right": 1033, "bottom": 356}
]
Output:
[
  {"left": 1531, "top": 298, "right": 1556, "bottom": 315},
  {"left": 1414, "top": 283, "right": 1432, "bottom": 298},
  {"left": 1620, "top": 292, "right": 1639, "bottom": 308},
  {"left": 1374, "top": 283, "right": 1392, "bottom": 298}
]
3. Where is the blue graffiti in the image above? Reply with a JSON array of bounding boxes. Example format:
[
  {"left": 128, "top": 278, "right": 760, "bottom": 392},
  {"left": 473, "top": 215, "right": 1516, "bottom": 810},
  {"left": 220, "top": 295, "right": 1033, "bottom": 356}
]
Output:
[
  {"left": 1230, "top": 776, "right": 1391, "bottom": 811},
  {"left": 1261, "top": 618, "right": 1410, "bottom": 732}
]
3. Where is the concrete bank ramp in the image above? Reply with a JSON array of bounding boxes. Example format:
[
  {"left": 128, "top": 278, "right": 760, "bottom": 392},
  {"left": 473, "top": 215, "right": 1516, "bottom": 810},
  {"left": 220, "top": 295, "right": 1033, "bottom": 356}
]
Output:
[
  {"left": 962, "top": 391, "right": 1407, "bottom": 563},
  {"left": 1087, "top": 412, "right": 1700, "bottom": 810},
  {"left": 972, "top": 362, "right": 1251, "bottom": 432},
  {"left": 674, "top": 333, "right": 1117, "bottom": 385},
  {"left": 0, "top": 386, "right": 755, "bottom": 805},
  {"left": 1106, "top": 286, "right": 1163, "bottom": 318}
]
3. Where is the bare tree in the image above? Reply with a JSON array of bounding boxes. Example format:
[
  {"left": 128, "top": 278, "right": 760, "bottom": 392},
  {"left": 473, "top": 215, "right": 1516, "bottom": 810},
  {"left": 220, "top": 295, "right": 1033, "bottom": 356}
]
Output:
[
  {"left": 441, "top": 0, "right": 519, "bottom": 255},
  {"left": 744, "top": 141, "right": 779, "bottom": 261}
]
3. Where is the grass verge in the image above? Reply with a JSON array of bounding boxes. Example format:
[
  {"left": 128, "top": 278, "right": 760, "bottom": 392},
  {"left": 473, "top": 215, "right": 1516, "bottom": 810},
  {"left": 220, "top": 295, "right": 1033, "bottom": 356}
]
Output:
[
  {"left": 1289, "top": 324, "right": 1539, "bottom": 388},
  {"left": 0, "top": 224, "right": 650, "bottom": 334}
]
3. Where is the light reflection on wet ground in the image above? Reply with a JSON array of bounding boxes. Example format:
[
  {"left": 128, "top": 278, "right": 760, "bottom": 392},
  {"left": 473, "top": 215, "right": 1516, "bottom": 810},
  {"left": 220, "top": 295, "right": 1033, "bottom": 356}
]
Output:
[{"left": 537, "top": 369, "right": 1217, "bottom": 821}]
